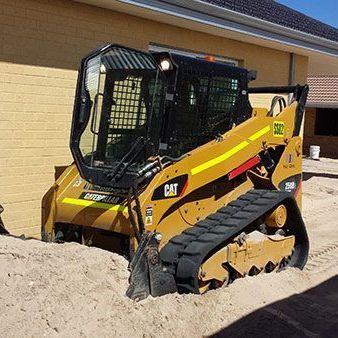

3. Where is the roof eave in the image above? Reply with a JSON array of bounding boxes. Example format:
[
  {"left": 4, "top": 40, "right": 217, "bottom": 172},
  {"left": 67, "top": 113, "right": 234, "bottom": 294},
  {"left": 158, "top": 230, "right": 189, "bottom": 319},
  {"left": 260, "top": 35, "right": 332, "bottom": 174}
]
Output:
[
  {"left": 75, "top": 0, "right": 338, "bottom": 57},
  {"left": 171, "top": 0, "right": 338, "bottom": 53}
]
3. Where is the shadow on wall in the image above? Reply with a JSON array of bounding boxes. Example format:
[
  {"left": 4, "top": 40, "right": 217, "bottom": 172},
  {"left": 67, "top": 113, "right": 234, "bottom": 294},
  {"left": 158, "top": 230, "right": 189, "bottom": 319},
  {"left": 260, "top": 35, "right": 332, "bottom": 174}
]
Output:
[
  {"left": 210, "top": 276, "right": 338, "bottom": 338},
  {"left": 0, "top": 0, "right": 148, "bottom": 70}
]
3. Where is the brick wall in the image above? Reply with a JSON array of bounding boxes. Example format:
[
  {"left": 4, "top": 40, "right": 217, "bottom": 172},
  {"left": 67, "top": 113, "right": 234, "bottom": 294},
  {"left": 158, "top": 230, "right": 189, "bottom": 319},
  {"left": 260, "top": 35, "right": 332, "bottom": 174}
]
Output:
[
  {"left": 0, "top": 62, "right": 75, "bottom": 236},
  {"left": 0, "top": 0, "right": 308, "bottom": 237},
  {"left": 303, "top": 108, "right": 338, "bottom": 158}
]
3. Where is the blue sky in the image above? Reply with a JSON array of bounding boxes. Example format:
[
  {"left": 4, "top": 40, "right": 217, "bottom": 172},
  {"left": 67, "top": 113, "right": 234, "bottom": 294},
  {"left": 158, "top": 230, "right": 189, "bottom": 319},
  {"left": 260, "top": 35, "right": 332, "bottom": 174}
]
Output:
[{"left": 277, "top": 0, "right": 338, "bottom": 28}]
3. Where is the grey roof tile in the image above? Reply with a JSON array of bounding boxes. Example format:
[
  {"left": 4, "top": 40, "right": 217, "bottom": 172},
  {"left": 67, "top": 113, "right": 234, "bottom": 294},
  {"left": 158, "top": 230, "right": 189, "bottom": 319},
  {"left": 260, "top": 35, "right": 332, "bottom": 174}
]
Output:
[{"left": 201, "top": 0, "right": 338, "bottom": 42}]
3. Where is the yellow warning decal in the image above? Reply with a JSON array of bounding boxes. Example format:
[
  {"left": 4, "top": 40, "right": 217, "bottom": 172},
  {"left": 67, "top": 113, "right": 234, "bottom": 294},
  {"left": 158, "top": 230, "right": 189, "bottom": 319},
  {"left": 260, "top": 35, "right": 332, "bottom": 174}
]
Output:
[
  {"left": 191, "top": 125, "right": 270, "bottom": 176},
  {"left": 273, "top": 121, "right": 285, "bottom": 138},
  {"left": 62, "top": 197, "right": 128, "bottom": 213}
]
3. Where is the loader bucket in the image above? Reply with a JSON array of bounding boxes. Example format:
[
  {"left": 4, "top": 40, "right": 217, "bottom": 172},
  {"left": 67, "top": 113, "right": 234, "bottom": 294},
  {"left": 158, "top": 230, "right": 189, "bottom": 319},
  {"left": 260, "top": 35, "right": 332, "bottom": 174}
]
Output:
[{"left": 126, "top": 232, "right": 177, "bottom": 301}]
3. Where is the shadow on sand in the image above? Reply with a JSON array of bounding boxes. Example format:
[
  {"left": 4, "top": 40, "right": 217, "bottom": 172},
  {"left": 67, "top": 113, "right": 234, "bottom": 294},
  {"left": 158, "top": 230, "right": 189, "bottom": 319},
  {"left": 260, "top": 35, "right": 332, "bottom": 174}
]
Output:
[
  {"left": 210, "top": 275, "right": 338, "bottom": 338},
  {"left": 303, "top": 171, "right": 338, "bottom": 181}
]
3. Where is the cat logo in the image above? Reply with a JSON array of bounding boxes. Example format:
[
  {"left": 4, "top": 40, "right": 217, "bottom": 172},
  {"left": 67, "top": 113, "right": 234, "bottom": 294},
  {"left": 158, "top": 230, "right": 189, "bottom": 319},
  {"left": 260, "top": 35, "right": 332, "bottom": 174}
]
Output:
[
  {"left": 164, "top": 183, "right": 178, "bottom": 197},
  {"left": 273, "top": 121, "right": 285, "bottom": 138},
  {"left": 151, "top": 174, "right": 188, "bottom": 200}
]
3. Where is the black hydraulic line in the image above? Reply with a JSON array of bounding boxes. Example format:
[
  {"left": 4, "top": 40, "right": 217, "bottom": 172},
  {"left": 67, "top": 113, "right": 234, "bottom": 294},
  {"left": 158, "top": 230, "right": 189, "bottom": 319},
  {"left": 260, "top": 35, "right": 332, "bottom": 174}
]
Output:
[
  {"left": 137, "top": 161, "right": 158, "bottom": 177},
  {"left": 293, "top": 85, "right": 309, "bottom": 136},
  {"left": 127, "top": 187, "right": 141, "bottom": 243},
  {"left": 279, "top": 97, "right": 287, "bottom": 112},
  {"left": 260, "top": 150, "right": 275, "bottom": 174},
  {"left": 268, "top": 96, "right": 287, "bottom": 117},
  {"left": 161, "top": 154, "right": 187, "bottom": 163},
  {"left": 138, "top": 154, "right": 187, "bottom": 177},
  {"left": 136, "top": 155, "right": 187, "bottom": 184},
  {"left": 132, "top": 184, "right": 145, "bottom": 235},
  {"left": 114, "top": 145, "right": 145, "bottom": 181},
  {"left": 107, "top": 136, "right": 145, "bottom": 180}
]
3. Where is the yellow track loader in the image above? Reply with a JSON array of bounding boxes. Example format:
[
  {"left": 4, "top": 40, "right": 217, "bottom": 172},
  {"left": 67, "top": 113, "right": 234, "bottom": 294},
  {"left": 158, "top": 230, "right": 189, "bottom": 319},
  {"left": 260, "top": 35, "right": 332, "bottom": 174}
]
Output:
[{"left": 42, "top": 44, "right": 309, "bottom": 300}]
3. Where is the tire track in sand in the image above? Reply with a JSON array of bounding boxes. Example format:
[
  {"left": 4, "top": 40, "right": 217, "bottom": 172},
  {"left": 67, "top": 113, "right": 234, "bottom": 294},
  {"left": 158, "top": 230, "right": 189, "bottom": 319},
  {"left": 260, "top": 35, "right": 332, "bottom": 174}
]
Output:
[{"left": 305, "top": 241, "right": 338, "bottom": 273}]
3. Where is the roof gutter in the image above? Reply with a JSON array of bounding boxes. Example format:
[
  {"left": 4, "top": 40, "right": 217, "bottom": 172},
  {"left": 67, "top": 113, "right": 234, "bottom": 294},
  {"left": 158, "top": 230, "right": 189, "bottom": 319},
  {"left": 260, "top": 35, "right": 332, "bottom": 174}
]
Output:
[
  {"left": 79, "top": 0, "right": 338, "bottom": 57},
  {"left": 306, "top": 102, "right": 338, "bottom": 109}
]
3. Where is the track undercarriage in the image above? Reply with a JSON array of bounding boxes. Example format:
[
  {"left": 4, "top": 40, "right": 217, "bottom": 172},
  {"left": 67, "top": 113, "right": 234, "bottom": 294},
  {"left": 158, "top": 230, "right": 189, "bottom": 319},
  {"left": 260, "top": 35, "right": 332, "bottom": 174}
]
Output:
[{"left": 127, "top": 189, "right": 309, "bottom": 300}]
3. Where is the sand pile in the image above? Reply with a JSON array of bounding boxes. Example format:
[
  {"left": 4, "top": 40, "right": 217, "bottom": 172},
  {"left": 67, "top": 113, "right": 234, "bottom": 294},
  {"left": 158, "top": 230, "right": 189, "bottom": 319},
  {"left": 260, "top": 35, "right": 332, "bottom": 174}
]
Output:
[
  {"left": 0, "top": 157, "right": 337, "bottom": 337},
  {"left": 1, "top": 235, "right": 336, "bottom": 338}
]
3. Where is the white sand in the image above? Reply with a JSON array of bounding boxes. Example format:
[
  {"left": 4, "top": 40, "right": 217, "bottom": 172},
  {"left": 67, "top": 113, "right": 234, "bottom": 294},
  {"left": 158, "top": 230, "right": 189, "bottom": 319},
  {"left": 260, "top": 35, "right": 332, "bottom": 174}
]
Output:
[{"left": 0, "top": 158, "right": 337, "bottom": 337}]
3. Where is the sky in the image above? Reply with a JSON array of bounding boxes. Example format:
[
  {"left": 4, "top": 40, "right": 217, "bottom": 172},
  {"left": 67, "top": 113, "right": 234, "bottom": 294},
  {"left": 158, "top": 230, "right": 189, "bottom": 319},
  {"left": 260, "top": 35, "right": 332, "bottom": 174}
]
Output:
[{"left": 277, "top": 0, "right": 338, "bottom": 28}]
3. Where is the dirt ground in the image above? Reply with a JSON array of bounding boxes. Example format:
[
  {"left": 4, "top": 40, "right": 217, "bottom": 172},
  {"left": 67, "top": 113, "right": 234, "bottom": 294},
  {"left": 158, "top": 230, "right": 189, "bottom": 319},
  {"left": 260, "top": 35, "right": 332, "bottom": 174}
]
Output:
[{"left": 0, "top": 158, "right": 337, "bottom": 337}]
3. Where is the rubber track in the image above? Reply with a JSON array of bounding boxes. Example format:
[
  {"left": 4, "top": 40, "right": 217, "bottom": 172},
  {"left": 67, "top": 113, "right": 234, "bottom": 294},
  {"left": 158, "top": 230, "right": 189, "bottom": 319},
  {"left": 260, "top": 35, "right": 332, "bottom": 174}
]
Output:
[
  {"left": 160, "top": 189, "right": 309, "bottom": 294},
  {"left": 160, "top": 191, "right": 260, "bottom": 274}
]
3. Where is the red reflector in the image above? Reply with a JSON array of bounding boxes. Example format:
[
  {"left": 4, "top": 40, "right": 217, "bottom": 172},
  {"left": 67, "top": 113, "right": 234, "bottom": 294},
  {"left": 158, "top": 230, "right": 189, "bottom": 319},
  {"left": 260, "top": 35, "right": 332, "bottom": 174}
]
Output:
[{"left": 228, "top": 156, "right": 260, "bottom": 180}]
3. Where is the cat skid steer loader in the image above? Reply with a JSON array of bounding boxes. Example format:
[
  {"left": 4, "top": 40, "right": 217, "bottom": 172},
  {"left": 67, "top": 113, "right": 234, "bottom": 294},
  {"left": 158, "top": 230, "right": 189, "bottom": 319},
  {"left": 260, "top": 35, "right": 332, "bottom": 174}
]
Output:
[{"left": 42, "top": 44, "right": 309, "bottom": 300}]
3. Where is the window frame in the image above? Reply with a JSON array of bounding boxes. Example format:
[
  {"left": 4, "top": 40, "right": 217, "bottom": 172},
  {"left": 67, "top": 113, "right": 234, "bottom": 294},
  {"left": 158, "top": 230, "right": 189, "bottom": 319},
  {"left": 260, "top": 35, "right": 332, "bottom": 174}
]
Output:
[
  {"left": 149, "top": 43, "right": 239, "bottom": 67},
  {"left": 314, "top": 108, "right": 338, "bottom": 136}
]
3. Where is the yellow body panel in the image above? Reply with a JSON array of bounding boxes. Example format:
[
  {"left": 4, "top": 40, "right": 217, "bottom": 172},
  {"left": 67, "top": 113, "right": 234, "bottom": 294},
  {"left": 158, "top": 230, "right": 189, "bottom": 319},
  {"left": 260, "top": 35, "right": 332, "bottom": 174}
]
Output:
[{"left": 42, "top": 100, "right": 302, "bottom": 251}]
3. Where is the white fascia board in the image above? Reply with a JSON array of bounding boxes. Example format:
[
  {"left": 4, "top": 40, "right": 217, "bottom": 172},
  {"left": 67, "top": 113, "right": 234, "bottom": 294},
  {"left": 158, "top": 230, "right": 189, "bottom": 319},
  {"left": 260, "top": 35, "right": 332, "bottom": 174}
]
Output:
[
  {"left": 306, "top": 102, "right": 338, "bottom": 108},
  {"left": 75, "top": 0, "right": 338, "bottom": 57}
]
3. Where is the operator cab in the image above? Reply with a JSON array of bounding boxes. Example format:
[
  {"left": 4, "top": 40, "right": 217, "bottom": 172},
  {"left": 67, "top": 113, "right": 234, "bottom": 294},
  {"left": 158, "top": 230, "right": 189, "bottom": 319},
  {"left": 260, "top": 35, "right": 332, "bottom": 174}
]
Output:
[{"left": 71, "top": 44, "right": 252, "bottom": 188}]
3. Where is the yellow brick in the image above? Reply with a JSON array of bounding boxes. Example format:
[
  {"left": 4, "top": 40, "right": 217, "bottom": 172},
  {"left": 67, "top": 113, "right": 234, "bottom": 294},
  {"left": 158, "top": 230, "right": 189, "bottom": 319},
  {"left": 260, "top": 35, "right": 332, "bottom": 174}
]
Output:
[
  {"left": 24, "top": 121, "right": 47, "bottom": 130},
  {"left": 0, "top": 139, "right": 24, "bottom": 149},
  {"left": 22, "top": 139, "right": 46, "bottom": 148},
  {"left": 2, "top": 191, "right": 43, "bottom": 204},
  {"left": 0, "top": 120, "right": 15, "bottom": 130},
  {"left": 0, "top": 157, "right": 24, "bottom": 167},
  {"left": 2, "top": 200, "right": 40, "bottom": 214},
  {"left": 0, "top": 102, "right": 23, "bottom": 112},
  {"left": 3, "top": 4, "right": 27, "bottom": 18},
  {"left": 6, "top": 224, "right": 41, "bottom": 238},
  {"left": 0, "top": 130, "right": 14, "bottom": 138},
  {"left": 0, "top": 0, "right": 309, "bottom": 236}
]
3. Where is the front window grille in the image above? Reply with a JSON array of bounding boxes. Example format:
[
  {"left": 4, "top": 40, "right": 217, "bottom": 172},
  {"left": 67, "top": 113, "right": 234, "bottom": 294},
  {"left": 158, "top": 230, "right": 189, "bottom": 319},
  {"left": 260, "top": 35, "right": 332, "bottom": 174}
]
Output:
[
  {"left": 168, "top": 67, "right": 240, "bottom": 157},
  {"left": 79, "top": 46, "right": 165, "bottom": 171}
]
